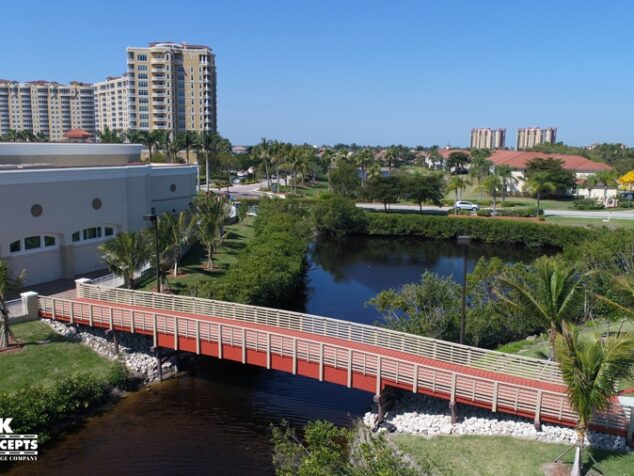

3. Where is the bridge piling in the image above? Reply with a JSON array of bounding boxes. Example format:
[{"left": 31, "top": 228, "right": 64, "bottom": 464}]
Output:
[{"left": 106, "top": 329, "right": 119, "bottom": 355}]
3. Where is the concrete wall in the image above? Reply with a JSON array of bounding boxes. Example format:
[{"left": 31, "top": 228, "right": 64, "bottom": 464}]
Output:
[{"left": 0, "top": 163, "right": 196, "bottom": 286}]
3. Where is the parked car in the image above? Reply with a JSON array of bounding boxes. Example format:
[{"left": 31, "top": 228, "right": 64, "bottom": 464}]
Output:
[{"left": 454, "top": 200, "right": 480, "bottom": 211}]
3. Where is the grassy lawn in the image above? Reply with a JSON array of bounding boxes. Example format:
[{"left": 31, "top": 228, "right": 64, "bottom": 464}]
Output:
[
  {"left": 278, "top": 178, "right": 329, "bottom": 198},
  {"left": 545, "top": 216, "right": 634, "bottom": 229},
  {"left": 138, "top": 217, "right": 255, "bottom": 294},
  {"left": 0, "top": 320, "right": 115, "bottom": 393},
  {"left": 394, "top": 434, "right": 634, "bottom": 476}
]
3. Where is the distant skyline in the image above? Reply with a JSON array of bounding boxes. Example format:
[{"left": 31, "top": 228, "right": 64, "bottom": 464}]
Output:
[{"left": 1, "top": 0, "right": 633, "bottom": 147}]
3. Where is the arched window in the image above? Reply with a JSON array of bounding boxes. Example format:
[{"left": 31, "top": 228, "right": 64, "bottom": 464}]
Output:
[
  {"left": 71, "top": 226, "right": 115, "bottom": 243},
  {"left": 9, "top": 235, "right": 56, "bottom": 254}
]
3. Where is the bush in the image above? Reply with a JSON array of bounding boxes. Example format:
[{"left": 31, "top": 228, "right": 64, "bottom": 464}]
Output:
[
  {"left": 498, "top": 200, "right": 525, "bottom": 208},
  {"left": 573, "top": 198, "right": 604, "bottom": 210},
  {"left": 363, "top": 211, "right": 594, "bottom": 249},
  {"left": 312, "top": 194, "right": 368, "bottom": 236},
  {"left": 476, "top": 208, "right": 543, "bottom": 217}
]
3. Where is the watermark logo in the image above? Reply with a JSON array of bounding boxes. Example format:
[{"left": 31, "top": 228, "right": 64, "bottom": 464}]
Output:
[{"left": 0, "top": 418, "right": 38, "bottom": 462}]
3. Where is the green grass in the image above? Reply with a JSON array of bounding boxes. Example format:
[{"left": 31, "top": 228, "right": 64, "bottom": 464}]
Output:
[
  {"left": 394, "top": 434, "right": 634, "bottom": 476},
  {"left": 0, "top": 321, "right": 115, "bottom": 393},
  {"left": 277, "top": 178, "right": 330, "bottom": 198},
  {"left": 139, "top": 217, "right": 256, "bottom": 294},
  {"left": 545, "top": 216, "right": 634, "bottom": 229}
]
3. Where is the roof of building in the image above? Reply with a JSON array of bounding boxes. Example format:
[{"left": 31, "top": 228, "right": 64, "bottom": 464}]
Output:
[
  {"left": 438, "top": 149, "right": 612, "bottom": 172},
  {"left": 63, "top": 129, "right": 93, "bottom": 139}
]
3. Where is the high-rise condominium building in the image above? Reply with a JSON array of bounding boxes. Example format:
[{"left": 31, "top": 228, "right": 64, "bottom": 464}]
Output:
[
  {"left": 516, "top": 127, "right": 557, "bottom": 150},
  {"left": 470, "top": 128, "right": 506, "bottom": 149},
  {"left": 94, "top": 75, "right": 130, "bottom": 133},
  {"left": 0, "top": 80, "right": 95, "bottom": 141},
  {"left": 126, "top": 42, "right": 217, "bottom": 134}
]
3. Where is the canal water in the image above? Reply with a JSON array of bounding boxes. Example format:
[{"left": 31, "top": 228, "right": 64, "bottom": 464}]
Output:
[{"left": 8, "top": 236, "right": 546, "bottom": 476}]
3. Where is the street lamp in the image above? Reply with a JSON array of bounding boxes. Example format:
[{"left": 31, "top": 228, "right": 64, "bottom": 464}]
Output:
[
  {"left": 143, "top": 213, "right": 161, "bottom": 293},
  {"left": 457, "top": 235, "right": 471, "bottom": 345}
]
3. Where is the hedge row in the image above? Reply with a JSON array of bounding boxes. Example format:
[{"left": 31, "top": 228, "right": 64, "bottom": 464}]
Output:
[
  {"left": 194, "top": 199, "right": 312, "bottom": 307},
  {"left": 476, "top": 207, "right": 543, "bottom": 217},
  {"left": 363, "top": 211, "right": 594, "bottom": 249}
]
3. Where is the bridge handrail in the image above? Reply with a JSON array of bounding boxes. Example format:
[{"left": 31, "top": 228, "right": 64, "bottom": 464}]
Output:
[
  {"left": 38, "top": 294, "right": 630, "bottom": 434},
  {"left": 77, "top": 282, "right": 564, "bottom": 385}
]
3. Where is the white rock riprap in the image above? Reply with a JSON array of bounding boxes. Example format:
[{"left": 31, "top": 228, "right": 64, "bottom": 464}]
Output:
[
  {"left": 363, "top": 392, "right": 628, "bottom": 451},
  {"left": 45, "top": 319, "right": 177, "bottom": 382}
]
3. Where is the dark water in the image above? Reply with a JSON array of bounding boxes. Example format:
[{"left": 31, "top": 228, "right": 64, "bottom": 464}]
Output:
[{"left": 8, "top": 237, "right": 545, "bottom": 476}]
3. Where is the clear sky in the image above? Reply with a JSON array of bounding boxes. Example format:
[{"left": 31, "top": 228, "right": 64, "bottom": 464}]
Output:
[{"left": 1, "top": 0, "right": 632, "bottom": 147}]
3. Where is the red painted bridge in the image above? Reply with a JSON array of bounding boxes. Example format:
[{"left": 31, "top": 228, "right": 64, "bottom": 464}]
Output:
[{"left": 37, "top": 281, "right": 633, "bottom": 444}]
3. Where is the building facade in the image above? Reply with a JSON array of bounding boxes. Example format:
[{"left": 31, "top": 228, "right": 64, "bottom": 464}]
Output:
[
  {"left": 0, "top": 80, "right": 95, "bottom": 141},
  {"left": 516, "top": 127, "right": 557, "bottom": 150},
  {"left": 470, "top": 128, "right": 506, "bottom": 149},
  {"left": 0, "top": 143, "right": 197, "bottom": 285},
  {"left": 94, "top": 75, "right": 130, "bottom": 133},
  {"left": 125, "top": 42, "right": 217, "bottom": 134}
]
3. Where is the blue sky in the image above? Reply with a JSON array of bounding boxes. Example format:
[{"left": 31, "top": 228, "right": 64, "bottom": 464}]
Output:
[{"left": 1, "top": 1, "right": 632, "bottom": 147}]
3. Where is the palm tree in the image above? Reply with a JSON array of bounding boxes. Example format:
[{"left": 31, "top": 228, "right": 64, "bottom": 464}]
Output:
[
  {"left": 97, "top": 126, "right": 122, "bottom": 144},
  {"left": 176, "top": 131, "right": 200, "bottom": 165},
  {"left": 253, "top": 138, "right": 273, "bottom": 191},
  {"left": 200, "top": 132, "right": 231, "bottom": 192},
  {"left": 596, "top": 170, "right": 617, "bottom": 202},
  {"left": 555, "top": 323, "right": 634, "bottom": 476},
  {"left": 98, "top": 231, "right": 149, "bottom": 289},
  {"left": 192, "top": 194, "right": 230, "bottom": 269},
  {"left": 583, "top": 174, "right": 599, "bottom": 199},
  {"left": 497, "top": 257, "right": 594, "bottom": 359},
  {"left": 596, "top": 275, "right": 634, "bottom": 316},
  {"left": 0, "top": 260, "right": 25, "bottom": 350},
  {"left": 124, "top": 129, "right": 142, "bottom": 144},
  {"left": 480, "top": 174, "right": 503, "bottom": 215},
  {"left": 165, "top": 211, "right": 194, "bottom": 277},
  {"left": 139, "top": 130, "right": 161, "bottom": 162},
  {"left": 526, "top": 171, "right": 556, "bottom": 218},
  {"left": 496, "top": 165, "right": 517, "bottom": 202},
  {"left": 354, "top": 148, "right": 374, "bottom": 188},
  {"left": 447, "top": 176, "right": 471, "bottom": 202},
  {"left": 469, "top": 150, "right": 492, "bottom": 200}
]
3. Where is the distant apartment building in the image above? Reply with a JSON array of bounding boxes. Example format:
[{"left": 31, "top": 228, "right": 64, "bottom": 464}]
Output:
[
  {"left": 516, "top": 127, "right": 557, "bottom": 150},
  {"left": 125, "top": 42, "right": 217, "bottom": 134},
  {"left": 470, "top": 128, "right": 506, "bottom": 149},
  {"left": 0, "top": 80, "right": 95, "bottom": 141},
  {"left": 94, "top": 75, "right": 130, "bottom": 133}
]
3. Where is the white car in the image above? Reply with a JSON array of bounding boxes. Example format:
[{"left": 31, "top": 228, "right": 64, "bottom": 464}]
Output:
[{"left": 454, "top": 200, "right": 480, "bottom": 211}]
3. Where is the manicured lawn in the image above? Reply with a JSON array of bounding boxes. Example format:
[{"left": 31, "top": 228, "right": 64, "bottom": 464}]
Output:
[
  {"left": 138, "top": 217, "right": 256, "bottom": 294},
  {"left": 544, "top": 216, "right": 634, "bottom": 229},
  {"left": 278, "top": 178, "right": 329, "bottom": 198},
  {"left": 394, "top": 434, "right": 634, "bottom": 476},
  {"left": 0, "top": 320, "right": 115, "bottom": 393}
]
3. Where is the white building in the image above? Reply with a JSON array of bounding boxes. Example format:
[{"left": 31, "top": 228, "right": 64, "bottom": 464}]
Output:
[
  {"left": 0, "top": 143, "right": 197, "bottom": 285},
  {"left": 94, "top": 75, "right": 130, "bottom": 133}
]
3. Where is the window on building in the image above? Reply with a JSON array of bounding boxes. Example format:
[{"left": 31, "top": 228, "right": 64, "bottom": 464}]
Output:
[
  {"left": 44, "top": 236, "right": 56, "bottom": 247},
  {"left": 105, "top": 227, "right": 114, "bottom": 237},
  {"left": 138, "top": 65, "right": 148, "bottom": 71},
  {"left": 138, "top": 54, "right": 147, "bottom": 61},
  {"left": 10, "top": 240, "right": 20, "bottom": 253},
  {"left": 24, "top": 236, "right": 41, "bottom": 250}
]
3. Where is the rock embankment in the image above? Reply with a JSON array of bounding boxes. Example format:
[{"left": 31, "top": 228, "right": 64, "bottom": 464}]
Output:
[
  {"left": 46, "top": 319, "right": 178, "bottom": 382},
  {"left": 363, "top": 392, "right": 628, "bottom": 451}
]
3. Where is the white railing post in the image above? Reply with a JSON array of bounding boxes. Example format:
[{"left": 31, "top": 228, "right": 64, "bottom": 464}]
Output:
[
  {"left": 130, "top": 311, "right": 135, "bottom": 333},
  {"left": 89, "top": 304, "right": 94, "bottom": 327},
  {"left": 20, "top": 291, "right": 39, "bottom": 321},
  {"left": 242, "top": 328, "right": 247, "bottom": 364},
  {"left": 319, "top": 343, "right": 324, "bottom": 381},
  {"left": 109, "top": 307, "right": 114, "bottom": 330},
  {"left": 153, "top": 313, "right": 158, "bottom": 347},
  {"left": 266, "top": 333, "right": 271, "bottom": 369},
  {"left": 376, "top": 356, "right": 382, "bottom": 394},
  {"left": 174, "top": 317, "right": 179, "bottom": 350},
  {"left": 218, "top": 324, "right": 223, "bottom": 359},
  {"left": 196, "top": 320, "right": 201, "bottom": 355},
  {"left": 492, "top": 382, "right": 498, "bottom": 412},
  {"left": 347, "top": 349, "right": 352, "bottom": 388},
  {"left": 412, "top": 364, "right": 418, "bottom": 393},
  {"left": 292, "top": 338, "right": 297, "bottom": 375}
]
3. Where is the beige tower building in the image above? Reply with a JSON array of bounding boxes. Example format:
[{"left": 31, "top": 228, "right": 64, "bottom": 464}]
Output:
[
  {"left": 125, "top": 42, "right": 217, "bottom": 134},
  {"left": 516, "top": 127, "right": 557, "bottom": 150},
  {"left": 0, "top": 80, "right": 95, "bottom": 141},
  {"left": 94, "top": 75, "right": 130, "bottom": 133},
  {"left": 470, "top": 128, "right": 506, "bottom": 149}
]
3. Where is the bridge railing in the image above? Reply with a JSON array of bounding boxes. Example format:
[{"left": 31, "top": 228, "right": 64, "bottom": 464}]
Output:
[
  {"left": 37, "top": 294, "right": 631, "bottom": 435},
  {"left": 77, "top": 282, "right": 563, "bottom": 385}
]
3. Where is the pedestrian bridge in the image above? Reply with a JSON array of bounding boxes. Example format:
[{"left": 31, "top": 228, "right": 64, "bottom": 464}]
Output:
[{"left": 35, "top": 280, "right": 633, "bottom": 445}]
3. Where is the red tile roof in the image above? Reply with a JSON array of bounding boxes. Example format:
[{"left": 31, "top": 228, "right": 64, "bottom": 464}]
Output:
[
  {"left": 63, "top": 128, "right": 93, "bottom": 139},
  {"left": 439, "top": 149, "right": 611, "bottom": 172}
]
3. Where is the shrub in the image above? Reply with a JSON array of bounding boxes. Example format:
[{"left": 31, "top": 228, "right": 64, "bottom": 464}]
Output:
[
  {"left": 476, "top": 208, "right": 543, "bottom": 217},
  {"left": 573, "top": 198, "right": 604, "bottom": 210},
  {"left": 312, "top": 194, "right": 367, "bottom": 236},
  {"left": 363, "top": 211, "right": 594, "bottom": 249}
]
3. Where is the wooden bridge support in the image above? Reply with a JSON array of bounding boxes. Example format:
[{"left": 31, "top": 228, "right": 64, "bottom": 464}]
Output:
[
  {"left": 449, "top": 400, "right": 457, "bottom": 425},
  {"left": 373, "top": 387, "right": 396, "bottom": 432},
  {"left": 152, "top": 346, "right": 179, "bottom": 381},
  {"left": 105, "top": 329, "right": 119, "bottom": 355}
]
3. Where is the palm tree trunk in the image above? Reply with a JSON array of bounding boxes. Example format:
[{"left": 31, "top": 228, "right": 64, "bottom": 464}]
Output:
[
  {"left": 205, "top": 156, "right": 210, "bottom": 192},
  {"left": 536, "top": 192, "right": 541, "bottom": 218},
  {"left": 570, "top": 427, "right": 585, "bottom": 476},
  {"left": 492, "top": 191, "right": 497, "bottom": 216},
  {"left": 0, "top": 309, "right": 17, "bottom": 350},
  {"left": 547, "top": 327, "right": 557, "bottom": 361},
  {"left": 207, "top": 247, "right": 213, "bottom": 269},
  {"left": 264, "top": 159, "right": 272, "bottom": 191}
]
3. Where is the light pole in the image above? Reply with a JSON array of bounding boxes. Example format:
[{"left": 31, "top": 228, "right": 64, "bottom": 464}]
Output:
[
  {"left": 143, "top": 213, "right": 161, "bottom": 293},
  {"left": 457, "top": 235, "right": 470, "bottom": 345}
]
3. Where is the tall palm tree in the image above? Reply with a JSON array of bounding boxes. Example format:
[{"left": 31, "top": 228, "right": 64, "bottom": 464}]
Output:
[
  {"left": 253, "top": 138, "right": 273, "bottom": 191},
  {"left": 200, "top": 132, "right": 231, "bottom": 191},
  {"left": 583, "top": 174, "right": 599, "bottom": 199},
  {"left": 164, "top": 211, "right": 194, "bottom": 277},
  {"left": 97, "top": 126, "right": 122, "bottom": 144},
  {"left": 176, "top": 130, "right": 200, "bottom": 165},
  {"left": 497, "top": 257, "right": 594, "bottom": 359},
  {"left": 480, "top": 174, "right": 503, "bottom": 215},
  {"left": 555, "top": 324, "right": 634, "bottom": 476},
  {"left": 192, "top": 194, "right": 230, "bottom": 269},
  {"left": 526, "top": 171, "right": 556, "bottom": 218},
  {"left": 596, "top": 170, "right": 617, "bottom": 202},
  {"left": 98, "top": 231, "right": 149, "bottom": 289},
  {"left": 447, "top": 176, "right": 471, "bottom": 202},
  {"left": 496, "top": 165, "right": 517, "bottom": 202},
  {"left": 124, "top": 129, "right": 142, "bottom": 144},
  {"left": 354, "top": 148, "right": 374, "bottom": 188},
  {"left": 469, "top": 150, "right": 492, "bottom": 200},
  {"left": 0, "top": 260, "right": 25, "bottom": 350},
  {"left": 139, "top": 130, "right": 160, "bottom": 162}
]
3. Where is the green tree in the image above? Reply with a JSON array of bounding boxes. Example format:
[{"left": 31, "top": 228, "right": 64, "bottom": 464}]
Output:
[
  {"left": 496, "top": 165, "right": 517, "bottom": 202},
  {"left": 253, "top": 138, "right": 274, "bottom": 191},
  {"left": 199, "top": 132, "right": 232, "bottom": 191},
  {"left": 175, "top": 130, "right": 200, "bottom": 165},
  {"left": 0, "top": 261, "right": 25, "bottom": 350},
  {"left": 364, "top": 175, "right": 401, "bottom": 210},
  {"left": 596, "top": 170, "right": 617, "bottom": 201},
  {"left": 497, "top": 257, "right": 593, "bottom": 359},
  {"left": 124, "top": 129, "right": 142, "bottom": 144},
  {"left": 525, "top": 157, "right": 576, "bottom": 197},
  {"left": 328, "top": 160, "right": 361, "bottom": 197},
  {"left": 582, "top": 174, "right": 598, "bottom": 199},
  {"left": 353, "top": 148, "right": 374, "bottom": 188},
  {"left": 164, "top": 211, "right": 194, "bottom": 277},
  {"left": 447, "top": 175, "right": 471, "bottom": 202},
  {"left": 312, "top": 194, "right": 367, "bottom": 236},
  {"left": 192, "top": 194, "right": 229, "bottom": 269},
  {"left": 526, "top": 171, "right": 556, "bottom": 217},
  {"left": 469, "top": 149, "right": 492, "bottom": 200},
  {"left": 98, "top": 231, "right": 149, "bottom": 289},
  {"left": 97, "top": 126, "right": 123, "bottom": 144},
  {"left": 402, "top": 172, "right": 446, "bottom": 211},
  {"left": 480, "top": 174, "right": 503, "bottom": 215},
  {"left": 555, "top": 324, "right": 634, "bottom": 476},
  {"left": 369, "top": 271, "right": 461, "bottom": 340},
  {"left": 139, "top": 130, "right": 161, "bottom": 161},
  {"left": 446, "top": 151, "right": 470, "bottom": 174}
]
